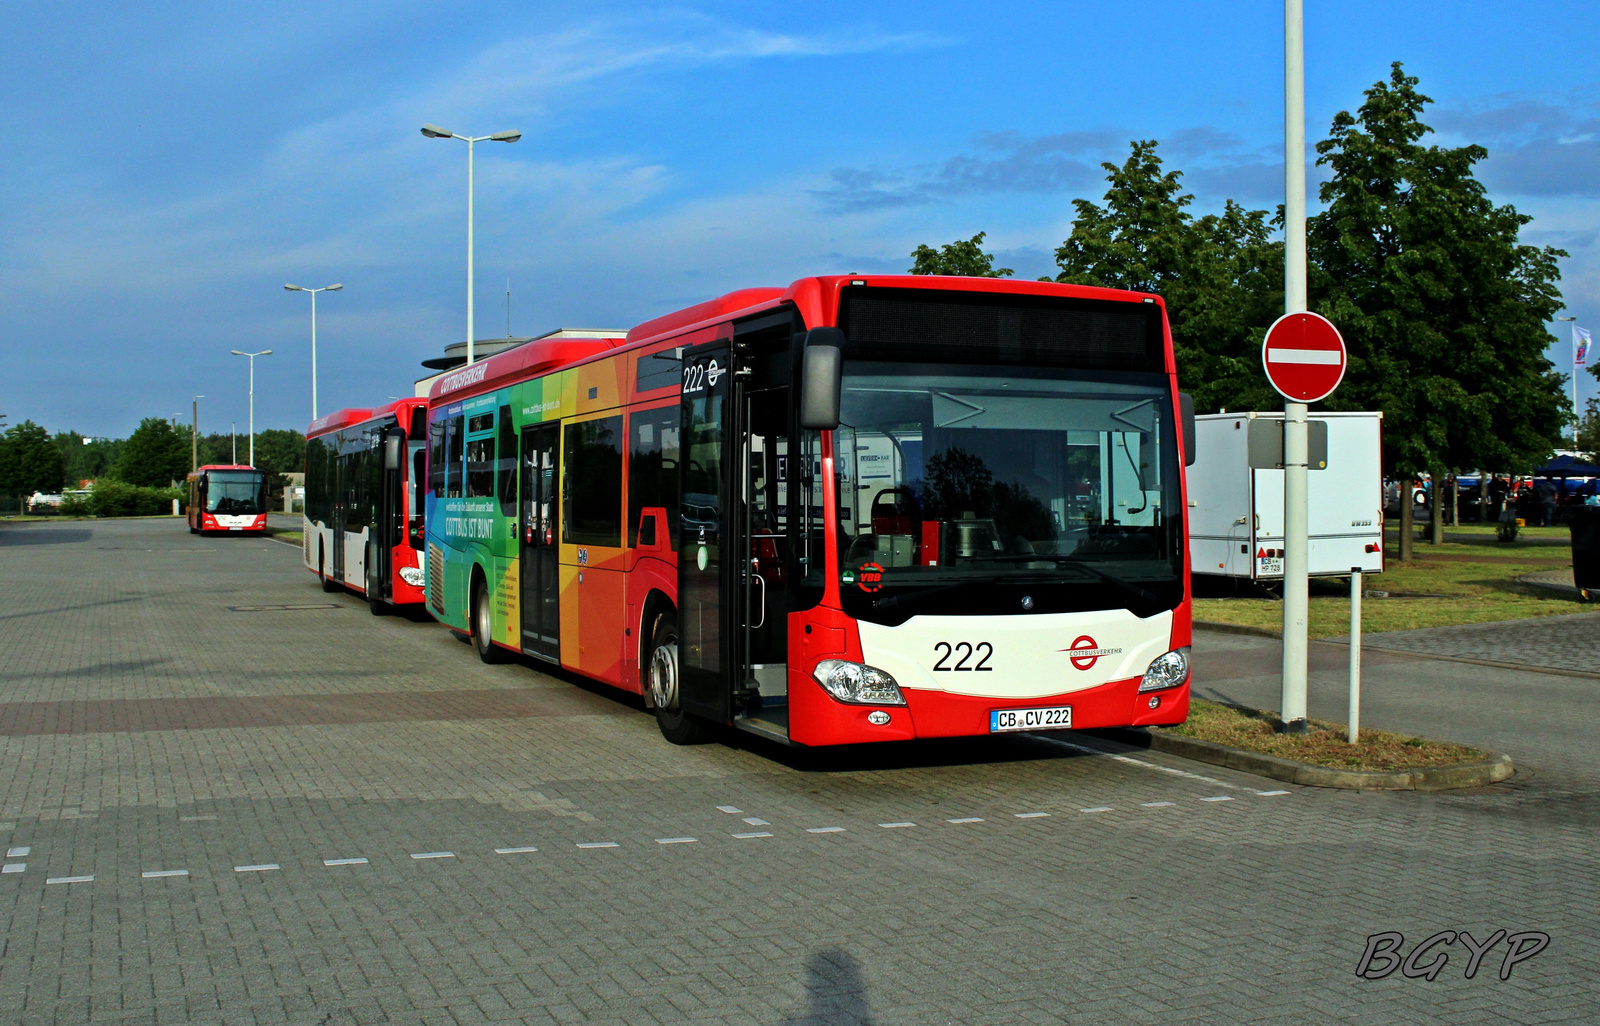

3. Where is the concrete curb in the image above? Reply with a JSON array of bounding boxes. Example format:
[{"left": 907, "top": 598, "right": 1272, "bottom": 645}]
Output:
[{"left": 1099, "top": 726, "right": 1514, "bottom": 791}]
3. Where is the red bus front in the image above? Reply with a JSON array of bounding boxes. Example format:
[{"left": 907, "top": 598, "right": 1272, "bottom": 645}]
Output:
[
  {"left": 653, "top": 278, "right": 1193, "bottom": 746},
  {"left": 187, "top": 466, "right": 269, "bottom": 534}
]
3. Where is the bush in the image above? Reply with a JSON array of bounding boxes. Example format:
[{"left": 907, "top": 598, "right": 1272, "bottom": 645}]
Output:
[
  {"left": 58, "top": 493, "right": 92, "bottom": 517},
  {"left": 88, "top": 480, "right": 184, "bottom": 518}
]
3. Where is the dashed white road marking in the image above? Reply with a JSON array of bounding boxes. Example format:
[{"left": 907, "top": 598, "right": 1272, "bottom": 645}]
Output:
[
  {"left": 1141, "top": 801, "right": 1176, "bottom": 808},
  {"left": 576, "top": 842, "right": 619, "bottom": 849},
  {"left": 1199, "top": 796, "right": 1235, "bottom": 802},
  {"left": 732, "top": 832, "right": 773, "bottom": 839},
  {"left": 234, "top": 864, "right": 278, "bottom": 873},
  {"left": 410, "top": 851, "right": 455, "bottom": 859},
  {"left": 7, "top": 847, "right": 30, "bottom": 858},
  {"left": 142, "top": 869, "right": 188, "bottom": 878},
  {"left": 46, "top": 875, "right": 92, "bottom": 885},
  {"left": 806, "top": 827, "right": 846, "bottom": 834},
  {"left": 655, "top": 837, "right": 696, "bottom": 844},
  {"left": 1014, "top": 813, "right": 1050, "bottom": 819},
  {"left": 179, "top": 816, "right": 218, "bottom": 822},
  {"left": 494, "top": 846, "right": 539, "bottom": 855},
  {"left": 1258, "top": 790, "right": 1291, "bottom": 796},
  {"left": 2, "top": 863, "right": 24, "bottom": 874},
  {"left": 741, "top": 817, "right": 770, "bottom": 826},
  {"left": 324, "top": 858, "right": 368, "bottom": 866},
  {"left": 879, "top": 822, "right": 916, "bottom": 829},
  {"left": 1079, "top": 807, "right": 1113, "bottom": 814},
  {"left": 946, "top": 817, "right": 984, "bottom": 824},
  {"left": 716, "top": 806, "right": 742, "bottom": 814}
]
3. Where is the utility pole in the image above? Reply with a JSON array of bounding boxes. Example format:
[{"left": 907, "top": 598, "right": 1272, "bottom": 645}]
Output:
[
  {"left": 191, "top": 396, "right": 204, "bottom": 474},
  {"left": 1280, "top": 0, "right": 1310, "bottom": 733}
]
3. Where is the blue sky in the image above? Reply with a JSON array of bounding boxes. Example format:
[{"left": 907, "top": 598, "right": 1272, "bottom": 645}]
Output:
[{"left": 4, "top": 1, "right": 1597, "bottom": 438}]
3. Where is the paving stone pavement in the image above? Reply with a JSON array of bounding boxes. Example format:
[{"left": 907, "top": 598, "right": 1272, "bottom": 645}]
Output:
[
  {"left": 1, "top": 518, "right": 1596, "bottom": 1025},
  {"left": 1350, "top": 609, "right": 1600, "bottom": 676}
]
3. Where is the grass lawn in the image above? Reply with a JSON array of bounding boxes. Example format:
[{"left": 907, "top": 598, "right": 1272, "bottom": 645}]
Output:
[
  {"left": 266, "top": 527, "right": 302, "bottom": 545},
  {"left": 1193, "top": 545, "right": 1594, "bottom": 637},
  {"left": 1162, "top": 698, "right": 1486, "bottom": 771}
]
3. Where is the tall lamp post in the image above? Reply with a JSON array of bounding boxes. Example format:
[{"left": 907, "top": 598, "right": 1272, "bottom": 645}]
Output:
[
  {"left": 283, "top": 283, "right": 342, "bottom": 419},
  {"left": 230, "top": 349, "right": 272, "bottom": 467},
  {"left": 191, "top": 395, "right": 205, "bottom": 473},
  {"left": 420, "top": 123, "right": 521, "bottom": 366},
  {"left": 1558, "top": 315, "right": 1579, "bottom": 443}
]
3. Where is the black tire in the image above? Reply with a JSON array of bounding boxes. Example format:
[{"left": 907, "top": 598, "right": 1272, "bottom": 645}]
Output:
[
  {"left": 646, "top": 611, "right": 712, "bottom": 745},
  {"left": 319, "top": 542, "right": 339, "bottom": 593},
  {"left": 472, "top": 578, "right": 506, "bottom": 663}
]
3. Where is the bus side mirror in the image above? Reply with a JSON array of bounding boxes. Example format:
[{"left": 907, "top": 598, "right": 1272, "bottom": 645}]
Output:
[
  {"left": 384, "top": 434, "right": 402, "bottom": 471},
  {"left": 1179, "top": 392, "right": 1196, "bottom": 466},
  {"left": 800, "top": 327, "right": 846, "bottom": 430}
]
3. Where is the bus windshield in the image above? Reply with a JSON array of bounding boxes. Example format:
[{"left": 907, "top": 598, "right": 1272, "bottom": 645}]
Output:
[
  {"left": 206, "top": 471, "right": 267, "bottom": 514},
  {"left": 831, "top": 361, "right": 1182, "bottom": 622}
]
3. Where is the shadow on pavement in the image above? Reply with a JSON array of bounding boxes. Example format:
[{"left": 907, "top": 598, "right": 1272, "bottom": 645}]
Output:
[
  {"left": 781, "top": 948, "right": 876, "bottom": 1026},
  {"left": 0, "top": 527, "right": 92, "bottom": 546}
]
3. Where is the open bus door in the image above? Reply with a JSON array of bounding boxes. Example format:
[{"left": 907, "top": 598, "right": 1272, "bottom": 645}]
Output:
[
  {"left": 368, "top": 429, "right": 402, "bottom": 606},
  {"left": 677, "top": 331, "right": 793, "bottom": 742}
]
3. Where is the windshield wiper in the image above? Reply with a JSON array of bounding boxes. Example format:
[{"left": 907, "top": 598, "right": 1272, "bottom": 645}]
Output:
[{"left": 977, "top": 554, "right": 1162, "bottom": 606}]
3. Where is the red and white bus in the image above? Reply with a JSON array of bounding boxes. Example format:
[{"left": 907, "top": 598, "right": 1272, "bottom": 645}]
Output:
[
  {"left": 426, "top": 276, "right": 1196, "bottom": 745},
  {"left": 304, "top": 398, "right": 429, "bottom": 613},
  {"left": 187, "top": 465, "right": 269, "bottom": 534}
]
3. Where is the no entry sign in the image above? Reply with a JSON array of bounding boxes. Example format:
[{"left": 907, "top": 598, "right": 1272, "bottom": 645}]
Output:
[{"left": 1262, "top": 311, "right": 1346, "bottom": 402}]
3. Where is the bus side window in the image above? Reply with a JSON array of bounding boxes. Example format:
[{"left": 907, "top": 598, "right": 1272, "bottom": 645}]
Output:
[
  {"left": 496, "top": 405, "right": 516, "bottom": 515},
  {"left": 446, "top": 415, "right": 464, "bottom": 498},
  {"left": 428, "top": 417, "right": 446, "bottom": 498},
  {"left": 628, "top": 407, "right": 679, "bottom": 550},
  {"left": 564, "top": 416, "right": 623, "bottom": 547}
]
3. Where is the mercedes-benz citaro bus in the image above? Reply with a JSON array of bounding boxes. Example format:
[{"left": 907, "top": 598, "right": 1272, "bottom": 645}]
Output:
[
  {"left": 187, "top": 465, "right": 269, "bottom": 534},
  {"left": 304, "top": 398, "right": 430, "bottom": 613},
  {"left": 425, "top": 276, "right": 1196, "bottom": 746}
]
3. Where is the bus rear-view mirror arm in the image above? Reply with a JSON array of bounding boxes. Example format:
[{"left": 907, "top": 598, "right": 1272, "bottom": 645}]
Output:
[
  {"left": 1179, "top": 392, "right": 1196, "bottom": 467},
  {"left": 800, "top": 327, "right": 846, "bottom": 431}
]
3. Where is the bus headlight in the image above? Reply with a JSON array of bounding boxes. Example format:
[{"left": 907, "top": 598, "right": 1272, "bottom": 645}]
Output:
[
  {"left": 1138, "top": 647, "right": 1190, "bottom": 693},
  {"left": 398, "top": 566, "right": 425, "bottom": 587},
  {"left": 813, "top": 659, "right": 907, "bottom": 706}
]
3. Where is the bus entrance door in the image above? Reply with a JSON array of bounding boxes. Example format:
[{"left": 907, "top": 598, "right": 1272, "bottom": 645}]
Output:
[
  {"left": 519, "top": 422, "right": 560, "bottom": 662},
  {"left": 679, "top": 336, "right": 790, "bottom": 739}
]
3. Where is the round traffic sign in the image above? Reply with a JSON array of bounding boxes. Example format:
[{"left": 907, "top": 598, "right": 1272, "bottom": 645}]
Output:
[{"left": 1261, "top": 312, "right": 1346, "bottom": 402}]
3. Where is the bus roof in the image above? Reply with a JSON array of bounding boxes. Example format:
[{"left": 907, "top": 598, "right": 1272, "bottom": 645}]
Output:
[
  {"left": 427, "top": 275, "right": 1169, "bottom": 406},
  {"left": 187, "top": 464, "right": 265, "bottom": 482}
]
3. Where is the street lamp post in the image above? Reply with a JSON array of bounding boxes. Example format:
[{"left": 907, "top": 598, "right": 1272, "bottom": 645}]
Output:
[
  {"left": 284, "top": 283, "right": 342, "bottom": 419},
  {"left": 421, "top": 123, "right": 521, "bottom": 366},
  {"left": 1559, "top": 315, "right": 1579, "bottom": 443},
  {"left": 191, "top": 395, "right": 205, "bottom": 474},
  {"left": 230, "top": 349, "right": 273, "bottom": 467}
]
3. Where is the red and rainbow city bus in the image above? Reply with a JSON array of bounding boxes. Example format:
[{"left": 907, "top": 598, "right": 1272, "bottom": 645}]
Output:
[
  {"left": 187, "top": 464, "right": 269, "bottom": 534},
  {"left": 304, "top": 397, "right": 429, "bottom": 613},
  {"left": 425, "top": 276, "right": 1196, "bottom": 746}
]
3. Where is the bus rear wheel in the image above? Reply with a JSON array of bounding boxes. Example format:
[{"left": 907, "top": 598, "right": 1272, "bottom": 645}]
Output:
[
  {"left": 472, "top": 579, "right": 505, "bottom": 664},
  {"left": 647, "top": 611, "right": 711, "bottom": 745}
]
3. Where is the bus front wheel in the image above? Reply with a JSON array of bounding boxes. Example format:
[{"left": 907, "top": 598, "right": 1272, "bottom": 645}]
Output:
[
  {"left": 648, "top": 612, "right": 712, "bottom": 745},
  {"left": 471, "top": 579, "right": 505, "bottom": 664}
]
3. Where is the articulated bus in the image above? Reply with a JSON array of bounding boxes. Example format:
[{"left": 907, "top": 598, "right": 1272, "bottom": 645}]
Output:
[
  {"left": 187, "top": 465, "right": 269, "bottom": 534},
  {"left": 304, "top": 397, "right": 430, "bottom": 613},
  {"left": 426, "top": 276, "right": 1196, "bottom": 746}
]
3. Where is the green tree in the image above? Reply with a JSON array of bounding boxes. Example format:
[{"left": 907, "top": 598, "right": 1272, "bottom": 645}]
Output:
[
  {"left": 1309, "top": 63, "right": 1568, "bottom": 558},
  {"left": 1050, "top": 140, "right": 1283, "bottom": 413},
  {"left": 1, "top": 421, "right": 66, "bottom": 494},
  {"left": 909, "top": 232, "right": 1014, "bottom": 277},
  {"left": 113, "top": 418, "right": 189, "bottom": 487}
]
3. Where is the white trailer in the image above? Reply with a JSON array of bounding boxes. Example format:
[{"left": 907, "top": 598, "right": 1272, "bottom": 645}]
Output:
[{"left": 1188, "top": 411, "right": 1384, "bottom": 580}]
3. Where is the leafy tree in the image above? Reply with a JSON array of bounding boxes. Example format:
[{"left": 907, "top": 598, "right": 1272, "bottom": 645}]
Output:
[
  {"left": 909, "top": 232, "right": 1014, "bottom": 277},
  {"left": 113, "top": 418, "right": 189, "bottom": 488},
  {"left": 0, "top": 421, "right": 66, "bottom": 494},
  {"left": 1049, "top": 140, "right": 1283, "bottom": 413},
  {"left": 53, "top": 431, "right": 122, "bottom": 487},
  {"left": 252, "top": 428, "right": 306, "bottom": 477},
  {"left": 1577, "top": 398, "right": 1600, "bottom": 460},
  {"left": 1309, "top": 63, "right": 1568, "bottom": 557}
]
